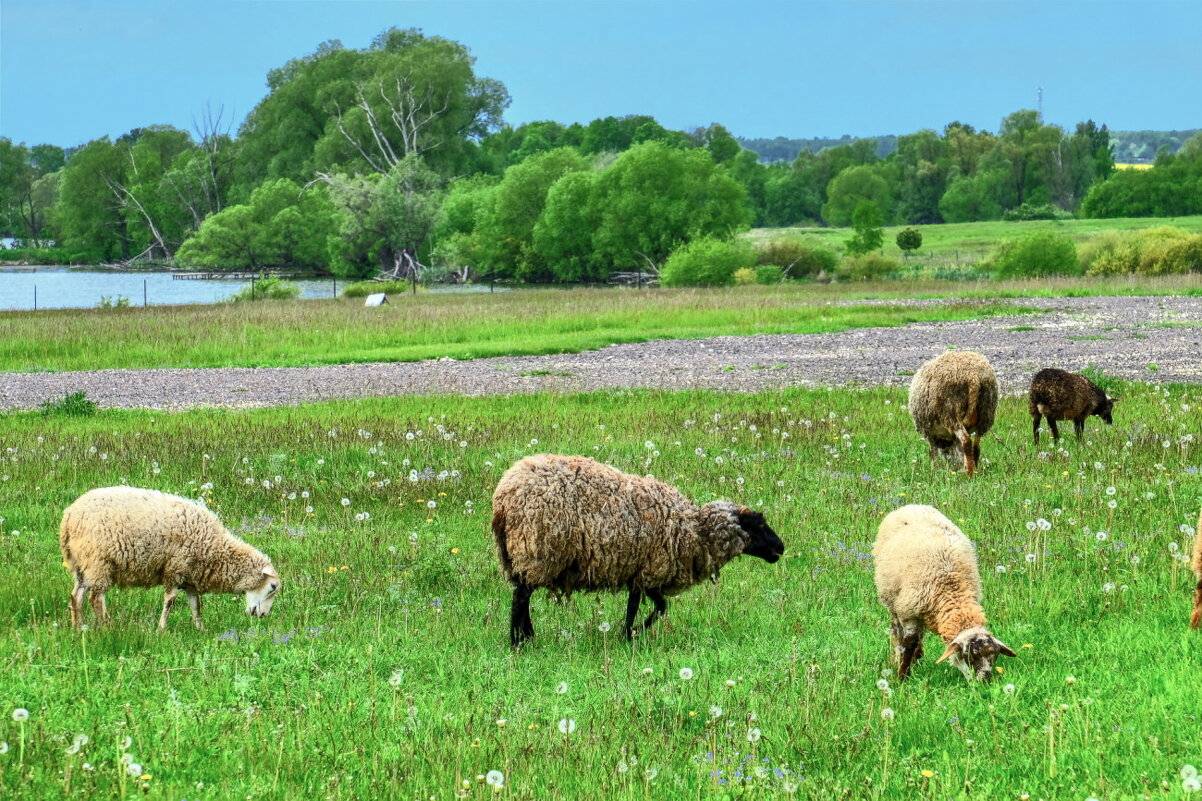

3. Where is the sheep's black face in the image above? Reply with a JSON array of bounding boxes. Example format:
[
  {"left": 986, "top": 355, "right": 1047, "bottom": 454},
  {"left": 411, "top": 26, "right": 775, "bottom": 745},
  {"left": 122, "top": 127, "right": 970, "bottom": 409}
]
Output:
[
  {"left": 736, "top": 509, "right": 784, "bottom": 563},
  {"left": 1096, "top": 397, "right": 1116, "bottom": 425}
]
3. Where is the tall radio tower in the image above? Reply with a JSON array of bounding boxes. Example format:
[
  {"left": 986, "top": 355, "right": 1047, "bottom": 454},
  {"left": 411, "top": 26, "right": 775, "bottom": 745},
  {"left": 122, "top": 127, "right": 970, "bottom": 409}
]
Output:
[{"left": 1037, "top": 87, "right": 1043, "bottom": 121}]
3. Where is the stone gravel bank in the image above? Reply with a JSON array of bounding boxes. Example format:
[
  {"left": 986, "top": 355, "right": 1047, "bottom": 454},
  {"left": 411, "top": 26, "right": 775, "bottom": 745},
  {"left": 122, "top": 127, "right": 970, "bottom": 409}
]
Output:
[{"left": 3, "top": 296, "right": 1200, "bottom": 411}]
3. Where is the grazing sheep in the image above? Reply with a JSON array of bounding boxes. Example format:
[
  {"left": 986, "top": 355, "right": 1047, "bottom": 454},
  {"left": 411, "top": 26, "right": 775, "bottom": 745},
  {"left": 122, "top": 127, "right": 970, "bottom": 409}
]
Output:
[
  {"left": 1029, "top": 368, "right": 1118, "bottom": 445},
  {"left": 60, "top": 486, "right": 281, "bottom": 629},
  {"left": 491, "top": 454, "right": 784, "bottom": 647},
  {"left": 873, "top": 504, "right": 1015, "bottom": 681},
  {"left": 1192, "top": 508, "right": 1202, "bottom": 629},
  {"left": 908, "top": 350, "right": 998, "bottom": 477}
]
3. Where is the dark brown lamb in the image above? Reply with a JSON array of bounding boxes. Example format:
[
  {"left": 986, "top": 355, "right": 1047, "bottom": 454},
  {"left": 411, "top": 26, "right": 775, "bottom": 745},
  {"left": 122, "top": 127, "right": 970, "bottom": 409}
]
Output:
[{"left": 1028, "top": 368, "right": 1118, "bottom": 445}]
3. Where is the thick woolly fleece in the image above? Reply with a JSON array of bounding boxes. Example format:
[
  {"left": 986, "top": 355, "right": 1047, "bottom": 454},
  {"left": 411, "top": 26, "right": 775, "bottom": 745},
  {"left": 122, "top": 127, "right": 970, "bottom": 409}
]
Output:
[
  {"left": 908, "top": 351, "right": 998, "bottom": 448},
  {"left": 60, "top": 486, "right": 272, "bottom": 594},
  {"left": 491, "top": 454, "right": 749, "bottom": 596},
  {"left": 873, "top": 504, "right": 987, "bottom": 643}
]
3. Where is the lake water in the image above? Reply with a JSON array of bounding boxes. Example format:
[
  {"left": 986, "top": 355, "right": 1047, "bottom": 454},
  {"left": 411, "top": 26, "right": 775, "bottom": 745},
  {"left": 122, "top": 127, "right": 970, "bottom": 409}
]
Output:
[{"left": 0, "top": 267, "right": 347, "bottom": 311}]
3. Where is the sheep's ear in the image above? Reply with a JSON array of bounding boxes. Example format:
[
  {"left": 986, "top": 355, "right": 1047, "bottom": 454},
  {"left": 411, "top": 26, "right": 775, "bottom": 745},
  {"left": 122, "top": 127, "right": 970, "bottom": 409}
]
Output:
[
  {"left": 1108, "top": 397, "right": 1119, "bottom": 403},
  {"left": 935, "top": 642, "right": 960, "bottom": 664},
  {"left": 736, "top": 508, "right": 764, "bottom": 527},
  {"left": 994, "top": 638, "right": 1017, "bottom": 658},
  {"left": 262, "top": 565, "right": 279, "bottom": 578}
]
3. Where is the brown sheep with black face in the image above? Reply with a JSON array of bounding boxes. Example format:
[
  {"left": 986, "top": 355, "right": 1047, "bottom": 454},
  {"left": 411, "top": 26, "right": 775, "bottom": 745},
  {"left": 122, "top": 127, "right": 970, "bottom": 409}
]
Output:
[
  {"left": 1191, "top": 508, "right": 1202, "bottom": 629},
  {"left": 491, "top": 454, "right": 784, "bottom": 647},
  {"left": 1029, "top": 368, "right": 1118, "bottom": 445}
]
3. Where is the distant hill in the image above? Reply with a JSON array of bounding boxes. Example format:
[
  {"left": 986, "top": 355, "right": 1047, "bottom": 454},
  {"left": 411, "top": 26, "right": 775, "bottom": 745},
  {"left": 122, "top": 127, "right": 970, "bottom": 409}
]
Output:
[{"left": 739, "top": 129, "right": 1200, "bottom": 164}]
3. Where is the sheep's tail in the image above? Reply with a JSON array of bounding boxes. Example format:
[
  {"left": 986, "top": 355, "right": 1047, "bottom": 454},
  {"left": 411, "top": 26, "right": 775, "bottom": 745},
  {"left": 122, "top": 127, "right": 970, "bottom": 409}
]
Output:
[{"left": 492, "top": 507, "right": 514, "bottom": 580}]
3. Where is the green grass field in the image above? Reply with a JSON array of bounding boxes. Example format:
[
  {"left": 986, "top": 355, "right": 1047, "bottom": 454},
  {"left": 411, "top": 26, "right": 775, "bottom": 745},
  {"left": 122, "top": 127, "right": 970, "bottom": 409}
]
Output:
[
  {"left": 0, "top": 288, "right": 1033, "bottom": 372},
  {"left": 1, "top": 388, "right": 1199, "bottom": 799}
]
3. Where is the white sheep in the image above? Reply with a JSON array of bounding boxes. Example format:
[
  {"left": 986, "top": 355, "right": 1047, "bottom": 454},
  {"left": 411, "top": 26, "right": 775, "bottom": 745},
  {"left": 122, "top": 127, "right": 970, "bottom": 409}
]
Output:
[
  {"left": 491, "top": 454, "right": 785, "bottom": 646},
  {"left": 873, "top": 504, "right": 1014, "bottom": 681},
  {"left": 60, "top": 486, "right": 281, "bottom": 629},
  {"left": 908, "top": 351, "right": 998, "bottom": 477}
]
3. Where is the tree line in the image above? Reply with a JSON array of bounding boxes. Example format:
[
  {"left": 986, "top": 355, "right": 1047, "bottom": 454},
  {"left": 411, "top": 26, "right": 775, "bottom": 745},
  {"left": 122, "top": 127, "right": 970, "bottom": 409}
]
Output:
[{"left": 1, "top": 27, "right": 1200, "bottom": 283}]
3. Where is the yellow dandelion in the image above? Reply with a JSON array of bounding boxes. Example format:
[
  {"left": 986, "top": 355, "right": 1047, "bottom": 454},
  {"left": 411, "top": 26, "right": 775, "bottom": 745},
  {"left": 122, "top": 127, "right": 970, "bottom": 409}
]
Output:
[
  {"left": 921, "top": 770, "right": 934, "bottom": 779},
  {"left": 341, "top": 565, "right": 349, "bottom": 570},
  {"left": 1022, "top": 644, "right": 1033, "bottom": 649},
  {"left": 326, "top": 566, "right": 337, "bottom": 574},
  {"left": 995, "top": 666, "right": 1004, "bottom": 674},
  {"left": 451, "top": 547, "right": 460, "bottom": 554}
]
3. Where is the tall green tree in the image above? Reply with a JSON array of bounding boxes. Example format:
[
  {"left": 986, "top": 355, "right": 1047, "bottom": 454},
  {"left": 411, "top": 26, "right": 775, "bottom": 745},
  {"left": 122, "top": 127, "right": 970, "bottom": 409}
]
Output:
[{"left": 821, "top": 164, "right": 892, "bottom": 226}]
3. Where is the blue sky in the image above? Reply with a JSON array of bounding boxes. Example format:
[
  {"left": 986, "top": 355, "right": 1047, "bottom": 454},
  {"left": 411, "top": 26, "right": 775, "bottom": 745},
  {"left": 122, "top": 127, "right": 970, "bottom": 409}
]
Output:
[{"left": 2, "top": 0, "right": 1199, "bottom": 149}]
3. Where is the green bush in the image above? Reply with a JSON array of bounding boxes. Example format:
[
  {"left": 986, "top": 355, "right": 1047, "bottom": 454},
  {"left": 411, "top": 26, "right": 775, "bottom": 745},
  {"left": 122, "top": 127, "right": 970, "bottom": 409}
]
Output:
[
  {"left": 660, "top": 236, "right": 754, "bottom": 288},
  {"left": 341, "top": 280, "right": 421, "bottom": 298},
  {"left": 835, "top": 253, "right": 902, "bottom": 282},
  {"left": 984, "top": 230, "right": 1080, "bottom": 278},
  {"left": 1, "top": 246, "right": 67, "bottom": 264},
  {"left": 754, "top": 238, "right": 838, "bottom": 278},
  {"left": 97, "top": 296, "right": 131, "bottom": 309},
  {"left": 754, "top": 264, "right": 784, "bottom": 285},
  {"left": 226, "top": 275, "right": 302, "bottom": 302},
  {"left": 733, "top": 267, "right": 757, "bottom": 286},
  {"left": 1002, "top": 202, "right": 1070, "bottom": 221}
]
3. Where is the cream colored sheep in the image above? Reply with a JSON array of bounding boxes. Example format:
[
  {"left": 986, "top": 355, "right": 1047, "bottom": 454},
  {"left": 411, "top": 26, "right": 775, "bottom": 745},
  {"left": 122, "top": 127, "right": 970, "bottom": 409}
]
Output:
[
  {"left": 491, "top": 454, "right": 784, "bottom": 647},
  {"left": 60, "top": 486, "right": 281, "bottom": 629},
  {"left": 908, "top": 351, "right": 998, "bottom": 477},
  {"left": 1191, "top": 507, "right": 1202, "bottom": 629},
  {"left": 873, "top": 504, "right": 1014, "bottom": 681}
]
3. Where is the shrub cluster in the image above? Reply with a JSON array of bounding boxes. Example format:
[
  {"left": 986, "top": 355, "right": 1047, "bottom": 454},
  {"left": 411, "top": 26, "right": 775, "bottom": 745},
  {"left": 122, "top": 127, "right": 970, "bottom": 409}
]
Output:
[
  {"left": 341, "top": 280, "right": 420, "bottom": 298},
  {"left": 835, "top": 253, "right": 902, "bottom": 281},
  {"left": 753, "top": 238, "right": 838, "bottom": 278},
  {"left": 983, "top": 230, "right": 1081, "bottom": 278},
  {"left": 660, "top": 237, "right": 754, "bottom": 288},
  {"left": 225, "top": 276, "right": 302, "bottom": 302},
  {"left": 1080, "top": 226, "right": 1202, "bottom": 276}
]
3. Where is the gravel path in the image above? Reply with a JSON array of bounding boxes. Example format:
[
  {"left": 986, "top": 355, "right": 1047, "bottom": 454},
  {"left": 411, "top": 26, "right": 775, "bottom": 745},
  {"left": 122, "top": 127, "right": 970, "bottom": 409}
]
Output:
[{"left": 3, "top": 296, "right": 1201, "bottom": 411}]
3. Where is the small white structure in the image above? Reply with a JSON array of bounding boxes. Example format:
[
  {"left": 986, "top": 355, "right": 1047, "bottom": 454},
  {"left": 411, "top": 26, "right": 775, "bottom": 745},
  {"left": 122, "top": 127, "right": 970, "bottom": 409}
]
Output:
[{"left": 364, "top": 292, "right": 388, "bottom": 307}]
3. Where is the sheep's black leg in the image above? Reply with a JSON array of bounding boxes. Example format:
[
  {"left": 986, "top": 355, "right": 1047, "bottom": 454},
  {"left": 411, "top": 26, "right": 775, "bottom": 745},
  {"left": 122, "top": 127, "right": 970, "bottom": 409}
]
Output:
[
  {"left": 1074, "top": 417, "right": 1086, "bottom": 438},
  {"left": 1048, "top": 418, "right": 1061, "bottom": 441},
  {"left": 1032, "top": 413, "right": 1041, "bottom": 445},
  {"left": 510, "top": 581, "right": 535, "bottom": 648},
  {"left": 898, "top": 629, "right": 923, "bottom": 680},
  {"left": 625, "top": 587, "right": 643, "bottom": 640},
  {"left": 641, "top": 589, "right": 667, "bottom": 632}
]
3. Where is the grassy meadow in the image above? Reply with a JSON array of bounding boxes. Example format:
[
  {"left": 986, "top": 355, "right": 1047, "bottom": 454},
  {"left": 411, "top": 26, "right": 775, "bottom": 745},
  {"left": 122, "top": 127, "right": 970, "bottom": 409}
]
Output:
[
  {"left": 0, "top": 288, "right": 1033, "bottom": 372},
  {"left": 1, "top": 387, "right": 1200, "bottom": 800}
]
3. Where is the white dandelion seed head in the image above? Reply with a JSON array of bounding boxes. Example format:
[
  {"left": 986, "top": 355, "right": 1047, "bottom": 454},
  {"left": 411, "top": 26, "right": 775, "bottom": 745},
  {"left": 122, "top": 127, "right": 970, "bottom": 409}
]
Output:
[
  {"left": 1096, "top": 531, "right": 1108, "bottom": 542},
  {"left": 996, "top": 564, "right": 1007, "bottom": 573},
  {"left": 1182, "top": 765, "right": 1199, "bottom": 780},
  {"left": 880, "top": 707, "right": 895, "bottom": 721},
  {"left": 557, "top": 718, "right": 576, "bottom": 734},
  {"left": 427, "top": 500, "right": 437, "bottom": 509},
  {"left": 73, "top": 734, "right": 89, "bottom": 747},
  {"left": 11, "top": 708, "right": 29, "bottom": 722},
  {"left": 388, "top": 670, "right": 404, "bottom": 687},
  {"left": 0, "top": 742, "right": 7, "bottom": 754},
  {"left": 598, "top": 621, "right": 611, "bottom": 633},
  {"left": 876, "top": 679, "right": 890, "bottom": 691},
  {"left": 340, "top": 498, "right": 350, "bottom": 507},
  {"left": 485, "top": 770, "right": 504, "bottom": 787},
  {"left": 679, "top": 667, "right": 694, "bottom": 680},
  {"left": 1003, "top": 683, "right": 1016, "bottom": 694},
  {"left": 1066, "top": 676, "right": 1076, "bottom": 684},
  {"left": 1037, "top": 518, "right": 1051, "bottom": 531},
  {"left": 725, "top": 679, "right": 736, "bottom": 687},
  {"left": 1108, "top": 500, "right": 1117, "bottom": 509},
  {"left": 556, "top": 682, "right": 569, "bottom": 694},
  {"left": 1184, "top": 777, "right": 1201, "bottom": 793},
  {"left": 1026, "top": 553, "right": 1037, "bottom": 563},
  {"left": 747, "top": 728, "right": 762, "bottom": 742},
  {"left": 120, "top": 736, "right": 132, "bottom": 750},
  {"left": 1169, "top": 542, "right": 1180, "bottom": 553},
  {"left": 1105, "top": 486, "right": 1116, "bottom": 496},
  {"left": 1102, "top": 582, "right": 1116, "bottom": 593},
  {"left": 126, "top": 763, "right": 143, "bottom": 778},
  {"left": 1025, "top": 521, "right": 1037, "bottom": 532},
  {"left": 709, "top": 705, "right": 723, "bottom": 719},
  {"left": 642, "top": 667, "right": 653, "bottom": 676}
]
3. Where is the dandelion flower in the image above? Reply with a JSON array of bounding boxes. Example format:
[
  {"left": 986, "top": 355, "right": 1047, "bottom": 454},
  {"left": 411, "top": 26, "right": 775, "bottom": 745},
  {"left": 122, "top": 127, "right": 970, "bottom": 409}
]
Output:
[
  {"left": 1108, "top": 500, "right": 1117, "bottom": 509},
  {"left": 427, "top": 500, "right": 437, "bottom": 509},
  {"left": 1025, "top": 521, "right": 1037, "bottom": 532},
  {"left": 1065, "top": 676, "right": 1076, "bottom": 685},
  {"left": 876, "top": 679, "right": 890, "bottom": 691},
  {"left": 73, "top": 734, "right": 89, "bottom": 748},
  {"left": 1095, "top": 531, "right": 1108, "bottom": 542},
  {"left": 1184, "top": 777, "right": 1201, "bottom": 793},
  {"left": 642, "top": 667, "right": 653, "bottom": 676},
  {"left": 1181, "top": 766, "right": 1199, "bottom": 781},
  {"left": 1105, "top": 486, "right": 1117, "bottom": 496},
  {"left": 340, "top": 498, "right": 350, "bottom": 507},
  {"left": 1003, "top": 683, "right": 1016, "bottom": 694},
  {"left": 1037, "top": 518, "right": 1051, "bottom": 530},
  {"left": 0, "top": 742, "right": 7, "bottom": 754},
  {"left": 747, "top": 728, "right": 762, "bottom": 743},
  {"left": 126, "top": 763, "right": 143, "bottom": 778},
  {"left": 556, "top": 682, "right": 569, "bottom": 694},
  {"left": 11, "top": 708, "right": 29, "bottom": 722},
  {"left": 598, "top": 622, "right": 611, "bottom": 633},
  {"left": 557, "top": 718, "right": 576, "bottom": 734},
  {"left": 495, "top": 719, "right": 507, "bottom": 728},
  {"left": 1026, "top": 553, "right": 1037, "bottom": 563},
  {"left": 388, "top": 670, "right": 404, "bottom": 687},
  {"left": 485, "top": 770, "right": 504, "bottom": 787},
  {"left": 1102, "top": 582, "right": 1115, "bottom": 593},
  {"left": 725, "top": 679, "right": 736, "bottom": 687},
  {"left": 679, "top": 667, "right": 694, "bottom": 680},
  {"left": 880, "top": 707, "right": 895, "bottom": 721},
  {"left": 709, "top": 706, "right": 723, "bottom": 719},
  {"left": 921, "top": 769, "right": 935, "bottom": 778}
]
